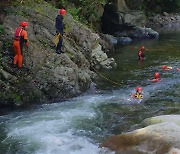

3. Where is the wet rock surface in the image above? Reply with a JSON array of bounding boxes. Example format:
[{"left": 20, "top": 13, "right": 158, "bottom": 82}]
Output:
[
  {"left": 101, "top": 3, "right": 159, "bottom": 42},
  {"left": 0, "top": 0, "right": 116, "bottom": 107},
  {"left": 146, "top": 13, "right": 180, "bottom": 30},
  {"left": 101, "top": 115, "right": 180, "bottom": 154}
]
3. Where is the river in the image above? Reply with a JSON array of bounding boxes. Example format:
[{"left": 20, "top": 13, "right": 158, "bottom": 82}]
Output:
[{"left": 0, "top": 31, "right": 180, "bottom": 154}]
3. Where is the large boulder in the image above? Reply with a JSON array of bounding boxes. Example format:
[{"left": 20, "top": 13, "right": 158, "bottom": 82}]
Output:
[
  {"left": 123, "top": 11, "right": 146, "bottom": 27},
  {"left": 101, "top": 34, "right": 132, "bottom": 45},
  {"left": 101, "top": 115, "right": 180, "bottom": 154},
  {"left": 114, "top": 26, "right": 159, "bottom": 39},
  {"left": 101, "top": 122, "right": 180, "bottom": 154},
  {"left": 101, "top": 3, "right": 159, "bottom": 40},
  {"left": 129, "top": 27, "right": 159, "bottom": 39},
  {"left": 146, "top": 13, "right": 180, "bottom": 30},
  {"left": 142, "top": 115, "right": 180, "bottom": 127},
  {"left": 0, "top": 0, "right": 116, "bottom": 107},
  {"left": 91, "top": 44, "right": 116, "bottom": 70},
  {"left": 101, "top": 3, "right": 146, "bottom": 35}
]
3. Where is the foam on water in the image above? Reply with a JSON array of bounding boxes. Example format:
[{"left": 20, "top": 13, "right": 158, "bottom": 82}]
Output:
[
  {"left": 0, "top": 69, "right": 179, "bottom": 154},
  {"left": 1, "top": 94, "right": 118, "bottom": 154},
  {"left": 0, "top": 32, "right": 180, "bottom": 153}
]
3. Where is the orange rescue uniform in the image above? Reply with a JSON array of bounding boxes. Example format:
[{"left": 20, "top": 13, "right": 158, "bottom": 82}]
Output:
[{"left": 13, "top": 27, "right": 28, "bottom": 68}]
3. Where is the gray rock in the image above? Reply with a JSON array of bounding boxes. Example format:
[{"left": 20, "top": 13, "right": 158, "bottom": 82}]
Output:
[
  {"left": 101, "top": 3, "right": 146, "bottom": 35},
  {"left": 101, "top": 122, "right": 180, "bottom": 154},
  {"left": 102, "top": 34, "right": 118, "bottom": 45},
  {"left": 117, "top": 37, "right": 132, "bottom": 44},
  {"left": 163, "top": 12, "right": 169, "bottom": 17},
  {"left": 0, "top": 41, "right": 3, "bottom": 49},
  {"left": 147, "top": 13, "right": 180, "bottom": 30},
  {"left": 123, "top": 11, "right": 146, "bottom": 27},
  {"left": 142, "top": 115, "right": 180, "bottom": 127},
  {"left": 130, "top": 27, "right": 159, "bottom": 39},
  {"left": 0, "top": 0, "right": 116, "bottom": 107},
  {"left": 0, "top": 69, "right": 17, "bottom": 82},
  {"left": 101, "top": 34, "right": 132, "bottom": 45}
]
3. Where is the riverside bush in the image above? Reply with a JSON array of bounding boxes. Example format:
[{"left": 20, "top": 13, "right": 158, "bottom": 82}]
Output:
[{"left": 126, "top": 0, "right": 180, "bottom": 13}]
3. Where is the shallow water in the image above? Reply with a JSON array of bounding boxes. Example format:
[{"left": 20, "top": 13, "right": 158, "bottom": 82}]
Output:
[{"left": 0, "top": 32, "right": 180, "bottom": 154}]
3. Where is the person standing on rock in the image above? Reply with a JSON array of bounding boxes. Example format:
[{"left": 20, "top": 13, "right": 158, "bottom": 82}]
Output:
[
  {"left": 13, "top": 21, "right": 29, "bottom": 68},
  {"left": 55, "top": 8, "right": 66, "bottom": 54}
]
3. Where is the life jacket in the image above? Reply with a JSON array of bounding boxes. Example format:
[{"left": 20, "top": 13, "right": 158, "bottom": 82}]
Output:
[
  {"left": 138, "top": 50, "right": 145, "bottom": 59},
  {"left": 14, "top": 27, "right": 23, "bottom": 41},
  {"left": 134, "top": 93, "right": 143, "bottom": 99}
]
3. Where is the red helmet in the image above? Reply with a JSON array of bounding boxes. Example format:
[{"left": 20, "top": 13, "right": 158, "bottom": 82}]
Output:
[
  {"left": 162, "top": 65, "right": 167, "bottom": 69},
  {"left": 141, "top": 46, "right": 145, "bottom": 50},
  {"left": 154, "top": 72, "right": 160, "bottom": 78},
  {"left": 59, "top": 9, "right": 66, "bottom": 15},
  {"left": 20, "top": 21, "right": 28, "bottom": 27},
  {"left": 136, "top": 87, "right": 142, "bottom": 91}
]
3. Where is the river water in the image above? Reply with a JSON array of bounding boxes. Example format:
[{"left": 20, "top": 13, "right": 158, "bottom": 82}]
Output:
[{"left": 0, "top": 32, "right": 180, "bottom": 154}]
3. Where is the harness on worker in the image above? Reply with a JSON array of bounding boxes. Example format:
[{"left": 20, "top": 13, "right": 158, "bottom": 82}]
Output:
[
  {"left": 134, "top": 94, "right": 143, "bottom": 99},
  {"left": 53, "top": 33, "right": 61, "bottom": 46},
  {"left": 14, "top": 27, "right": 23, "bottom": 41}
]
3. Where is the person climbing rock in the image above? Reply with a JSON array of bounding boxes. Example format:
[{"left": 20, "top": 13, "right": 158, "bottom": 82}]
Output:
[
  {"left": 138, "top": 46, "right": 145, "bottom": 61},
  {"left": 13, "top": 21, "right": 28, "bottom": 68},
  {"left": 55, "top": 8, "right": 66, "bottom": 54},
  {"left": 131, "top": 87, "right": 143, "bottom": 99},
  {"left": 150, "top": 72, "right": 161, "bottom": 82},
  {"left": 162, "top": 65, "right": 172, "bottom": 71}
]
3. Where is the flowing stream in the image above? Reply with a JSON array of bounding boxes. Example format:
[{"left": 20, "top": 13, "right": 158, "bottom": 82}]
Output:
[{"left": 0, "top": 31, "right": 180, "bottom": 154}]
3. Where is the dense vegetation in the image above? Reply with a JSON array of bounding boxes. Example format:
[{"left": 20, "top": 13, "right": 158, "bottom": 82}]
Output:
[
  {"left": 126, "top": 0, "right": 180, "bottom": 14},
  {"left": 44, "top": 0, "right": 180, "bottom": 28},
  {"left": 1, "top": 0, "right": 180, "bottom": 24},
  {"left": 44, "top": 0, "right": 106, "bottom": 25}
]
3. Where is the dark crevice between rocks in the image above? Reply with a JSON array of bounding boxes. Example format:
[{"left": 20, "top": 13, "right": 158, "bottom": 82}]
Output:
[
  {"left": 101, "top": 3, "right": 159, "bottom": 45},
  {"left": 101, "top": 3, "right": 134, "bottom": 35}
]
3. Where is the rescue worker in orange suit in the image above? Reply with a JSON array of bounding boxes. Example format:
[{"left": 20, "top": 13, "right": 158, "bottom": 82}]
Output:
[
  {"left": 138, "top": 46, "right": 145, "bottom": 61},
  {"left": 150, "top": 72, "right": 161, "bottom": 82},
  {"left": 131, "top": 87, "right": 143, "bottom": 99},
  {"left": 13, "top": 21, "right": 28, "bottom": 68},
  {"left": 55, "top": 9, "right": 66, "bottom": 54}
]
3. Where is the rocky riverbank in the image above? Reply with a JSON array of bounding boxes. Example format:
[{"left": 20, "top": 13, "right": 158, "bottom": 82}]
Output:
[
  {"left": 0, "top": 0, "right": 116, "bottom": 107},
  {"left": 146, "top": 12, "right": 180, "bottom": 30},
  {"left": 101, "top": 115, "right": 180, "bottom": 154},
  {"left": 101, "top": 3, "right": 159, "bottom": 45}
]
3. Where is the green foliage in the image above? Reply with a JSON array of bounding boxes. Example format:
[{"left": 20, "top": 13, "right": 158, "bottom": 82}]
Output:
[
  {"left": 35, "top": 6, "right": 48, "bottom": 16},
  {"left": 40, "top": 40, "right": 48, "bottom": 47},
  {"left": 68, "top": 7, "right": 83, "bottom": 22},
  {"left": 66, "top": 50, "right": 74, "bottom": 60},
  {"left": 127, "top": 0, "right": 180, "bottom": 14},
  {"left": 3, "top": 41, "right": 11, "bottom": 50},
  {"left": 53, "top": 0, "right": 106, "bottom": 25},
  {"left": 144, "top": 0, "right": 180, "bottom": 13},
  {"left": 0, "top": 25, "right": 4, "bottom": 34},
  {"left": 8, "top": 93, "right": 23, "bottom": 106},
  {"left": 0, "top": 52, "right": 2, "bottom": 69}
]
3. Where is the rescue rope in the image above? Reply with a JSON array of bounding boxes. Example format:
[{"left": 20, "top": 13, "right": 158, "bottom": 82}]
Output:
[{"left": 91, "top": 66, "right": 122, "bottom": 86}]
